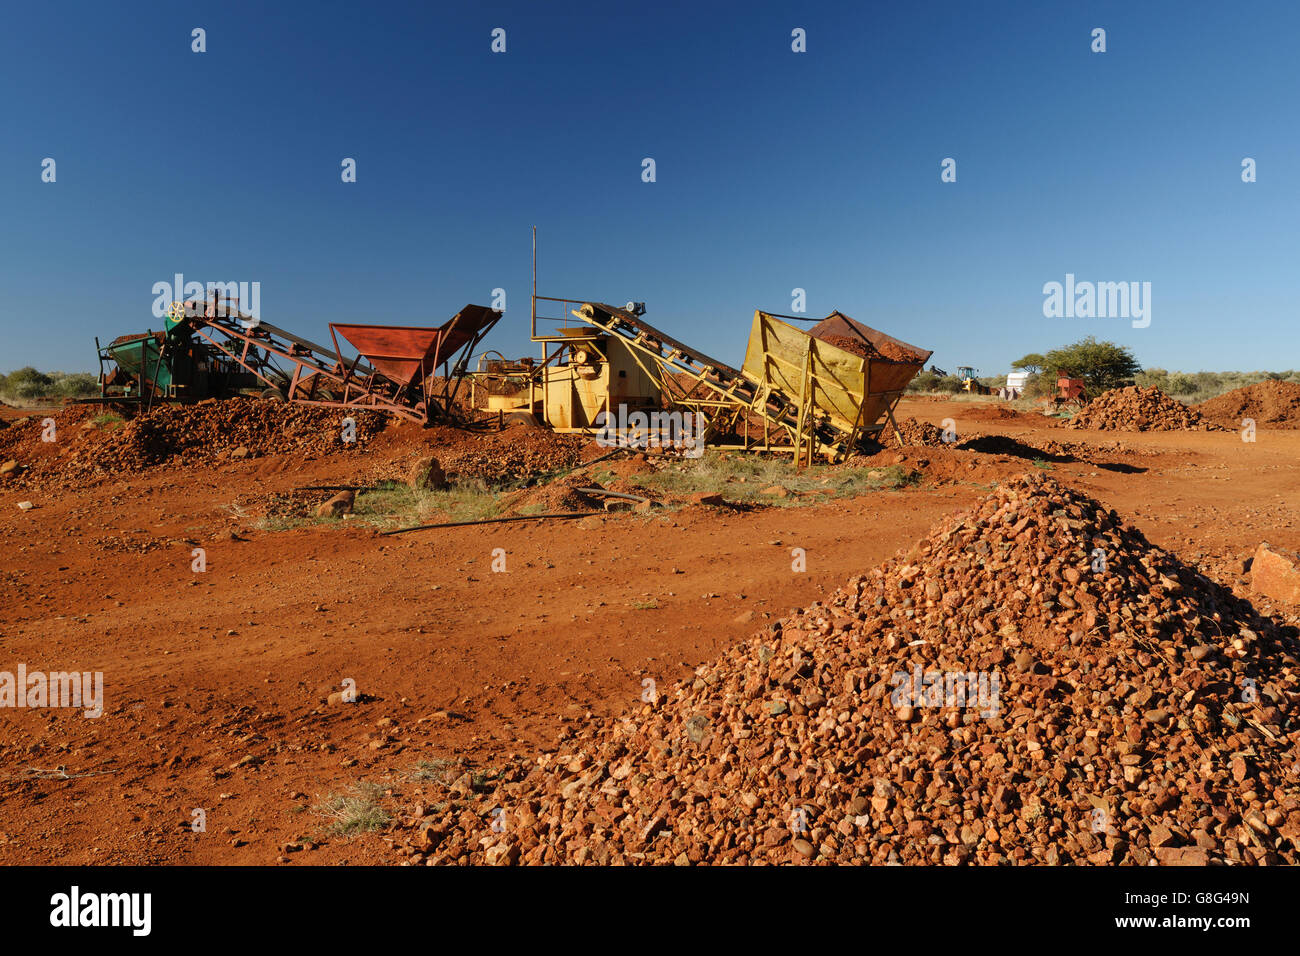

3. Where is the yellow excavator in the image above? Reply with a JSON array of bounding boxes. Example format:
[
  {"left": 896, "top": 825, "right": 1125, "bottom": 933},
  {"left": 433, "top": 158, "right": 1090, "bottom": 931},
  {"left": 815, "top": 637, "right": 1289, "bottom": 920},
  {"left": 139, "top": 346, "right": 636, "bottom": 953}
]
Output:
[{"left": 956, "top": 366, "right": 992, "bottom": 395}]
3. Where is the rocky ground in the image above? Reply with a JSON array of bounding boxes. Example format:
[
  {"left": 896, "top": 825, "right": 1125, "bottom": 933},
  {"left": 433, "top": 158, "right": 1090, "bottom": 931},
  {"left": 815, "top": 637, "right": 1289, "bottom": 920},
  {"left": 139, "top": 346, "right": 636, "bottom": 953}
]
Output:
[
  {"left": 0, "top": 401, "right": 589, "bottom": 494},
  {"left": 0, "top": 399, "right": 386, "bottom": 490},
  {"left": 1, "top": 396, "right": 1299, "bottom": 865},
  {"left": 880, "top": 417, "right": 950, "bottom": 448},
  {"left": 400, "top": 474, "right": 1300, "bottom": 865}
]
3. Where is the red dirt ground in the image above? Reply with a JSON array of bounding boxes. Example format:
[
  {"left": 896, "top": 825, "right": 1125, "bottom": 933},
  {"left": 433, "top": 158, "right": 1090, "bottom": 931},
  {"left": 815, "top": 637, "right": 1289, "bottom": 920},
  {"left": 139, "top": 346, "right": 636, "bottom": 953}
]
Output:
[{"left": 1, "top": 397, "right": 1298, "bottom": 864}]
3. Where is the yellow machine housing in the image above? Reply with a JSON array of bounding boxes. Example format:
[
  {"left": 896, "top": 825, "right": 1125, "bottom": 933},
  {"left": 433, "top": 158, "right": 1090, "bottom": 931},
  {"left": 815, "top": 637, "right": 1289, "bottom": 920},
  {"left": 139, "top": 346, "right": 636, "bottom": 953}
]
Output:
[
  {"left": 541, "top": 330, "right": 660, "bottom": 430},
  {"left": 476, "top": 291, "right": 931, "bottom": 463}
]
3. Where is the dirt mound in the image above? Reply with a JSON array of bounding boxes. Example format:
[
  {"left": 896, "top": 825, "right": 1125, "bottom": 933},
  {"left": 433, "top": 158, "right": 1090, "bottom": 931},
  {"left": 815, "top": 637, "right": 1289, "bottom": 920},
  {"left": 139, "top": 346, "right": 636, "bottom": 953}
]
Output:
[
  {"left": 1196, "top": 380, "right": 1300, "bottom": 430},
  {"left": 1066, "top": 386, "right": 1226, "bottom": 432},
  {"left": 0, "top": 398, "right": 383, "bottom": 489},
  {"left": 503, "top": 474, "right": 603, "bottom": 515},
  {"left": 404, "top": 472, "right": 1299, "bottom": 865},
  {"left": 606, "top": 454, "right": 655, "bottom": 478},
  {"left": 880, "top": 417, "right": 948, "bottom": 448},
  {"left": 962, "top": 405, "right": 1027, "bottom": 422},
  {"left": 426, "top": 422, "right": 587, "bottom": 486}
]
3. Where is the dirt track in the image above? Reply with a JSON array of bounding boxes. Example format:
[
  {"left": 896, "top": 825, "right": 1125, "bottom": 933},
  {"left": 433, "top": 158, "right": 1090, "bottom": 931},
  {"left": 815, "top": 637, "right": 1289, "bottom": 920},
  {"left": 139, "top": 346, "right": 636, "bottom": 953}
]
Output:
[{"left": 1, "top": 398, "right": 1298, "bottom": 864}]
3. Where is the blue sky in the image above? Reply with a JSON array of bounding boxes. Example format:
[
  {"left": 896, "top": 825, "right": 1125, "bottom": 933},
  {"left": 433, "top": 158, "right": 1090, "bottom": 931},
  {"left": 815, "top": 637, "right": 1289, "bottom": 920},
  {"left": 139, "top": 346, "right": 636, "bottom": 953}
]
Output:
[{"left": 2, "top": 0, "right": 1296, "bottom": 376}]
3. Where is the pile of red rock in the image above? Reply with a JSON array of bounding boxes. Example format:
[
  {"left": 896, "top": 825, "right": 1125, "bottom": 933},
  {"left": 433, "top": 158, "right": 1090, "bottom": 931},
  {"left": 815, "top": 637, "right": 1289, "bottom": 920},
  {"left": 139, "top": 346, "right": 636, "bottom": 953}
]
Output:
[
  {"left": 815, "top": 334, "right": 920, "bottom": 365},
  {"left": 501, "top": 473, "right": 603, "bottom": 515},
  {"left": 817, "top": 334, "right": 873, "bottom": 359},
  {"left": 425, "top": 421, "right": 588, "bottom": 486},
  {"left": 0, "top": 398, "right": 383, "bottom": 488},
  {"left": 399, "top": 472, "right": 1299, "bottom": 865},
  {"left": 1066, "top": 386, "right": 1226, "bottom": 432},
  {"left": 880, "top": 417, "right": 950, "bottom": 448}
]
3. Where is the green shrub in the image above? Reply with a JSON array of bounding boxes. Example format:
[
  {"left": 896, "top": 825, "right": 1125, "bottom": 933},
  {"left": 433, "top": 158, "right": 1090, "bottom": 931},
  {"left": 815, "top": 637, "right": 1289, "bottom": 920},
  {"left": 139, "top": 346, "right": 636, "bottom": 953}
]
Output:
[
  {"left": 52, "top": 372, "right": 98, "bottom": 398},
  {"left": 6, "top": 366, "right": 53, "bottom": 399},
  {"left": 1043, "top": 338, "right": 1141, "bottom": 394},
  {"left": 907, "top": 370, "right": 941, "bottom": 392}
]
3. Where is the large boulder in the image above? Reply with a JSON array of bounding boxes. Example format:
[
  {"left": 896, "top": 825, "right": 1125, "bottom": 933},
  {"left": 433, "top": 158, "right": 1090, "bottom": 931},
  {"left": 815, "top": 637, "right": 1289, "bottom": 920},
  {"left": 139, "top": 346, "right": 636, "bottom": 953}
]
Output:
[
  {"left": 1251, "top": 543, "right": 1300, "bottom": 606},
  {"left": 409, "top": 456, "right": 448, "bottom": 491},
  {"left": 316, "top": 490, "right": 356, "bottom": 519}
]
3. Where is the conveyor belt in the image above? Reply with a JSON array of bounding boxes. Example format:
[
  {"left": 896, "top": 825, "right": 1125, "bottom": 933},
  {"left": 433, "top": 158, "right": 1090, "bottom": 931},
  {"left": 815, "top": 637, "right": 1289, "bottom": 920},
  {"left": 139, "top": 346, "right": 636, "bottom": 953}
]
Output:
[
  {"left": 184, "top": 305, "right": 499, "bottom": 425},
  {"left": 575, "top": 302, "right": 850, "bottom": 454},
  {"left": 199, "top": 312, "right": 378, "bottom": 382},
  {"left": 579, "top": 303, "right": 744, "bottom": 380}
]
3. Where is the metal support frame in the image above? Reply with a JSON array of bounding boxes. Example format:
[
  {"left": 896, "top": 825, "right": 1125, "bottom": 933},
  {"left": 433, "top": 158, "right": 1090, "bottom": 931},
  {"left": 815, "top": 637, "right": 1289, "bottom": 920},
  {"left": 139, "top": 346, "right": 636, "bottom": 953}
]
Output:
[
  {"left": 182, "top": 308, "right": 499, "bottom": 425},
  {"left": 532, "top": 298, "right": 879, "bottom": 461}
]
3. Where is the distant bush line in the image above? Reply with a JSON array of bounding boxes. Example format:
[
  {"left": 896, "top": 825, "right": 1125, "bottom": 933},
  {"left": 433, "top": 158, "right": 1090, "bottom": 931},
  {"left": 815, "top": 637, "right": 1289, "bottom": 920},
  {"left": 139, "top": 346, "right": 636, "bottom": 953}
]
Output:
[
  {"left": 908, "top": 368, "right": 1300, "bottom": 404},
  {"left": 0, "top": 367, "right": 99, "bottom": 403}
]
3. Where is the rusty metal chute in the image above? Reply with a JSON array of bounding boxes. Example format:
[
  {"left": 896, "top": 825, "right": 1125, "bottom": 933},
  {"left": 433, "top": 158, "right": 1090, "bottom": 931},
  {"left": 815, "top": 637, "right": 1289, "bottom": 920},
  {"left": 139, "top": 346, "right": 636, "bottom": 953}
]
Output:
[
  {"left": 331, "top": 304, "right": 503, "bottom": 389},
  {"left": 744, "top": 310, "right": 932, "bottom": 462},
  {"left": 329, "top": 324, "right": 443, "bottom": 389}
]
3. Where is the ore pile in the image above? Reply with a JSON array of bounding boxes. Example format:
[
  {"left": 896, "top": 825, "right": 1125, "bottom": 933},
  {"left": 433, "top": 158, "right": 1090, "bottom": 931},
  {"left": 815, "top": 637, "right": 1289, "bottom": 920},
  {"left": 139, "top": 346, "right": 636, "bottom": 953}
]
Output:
[
  {"left": 818, "top": 334, "right": 873, "bottom": 359},
  {"left": 502, "top": 474, "right": 603, "bottom": 515},
  {"left": 409, "top": 473, "right": 1299, "bottom": 865},
  {"left": 0, "top": 398, "right": 383, "bottom": 488},
  {"left": 1196, "top": 380, "right": 1300, "bottom": 430},
  {"left": 1065, "top": 386, "right": 1226, "bottom": 432},
  {"left": 961, "top": 405, "right": 1042, "bottom": 426},
  {"left": 880, "top": 417, "right": 949, "bottom": 448},
  {"left": 870, "top": 338, "right": 925, "bottom": 363},
  {"left": 429, "top": 422, "right": 587, "bottom": 486},
  {"left": 815, "top": 334, "right": 919, "bottom": 364}
]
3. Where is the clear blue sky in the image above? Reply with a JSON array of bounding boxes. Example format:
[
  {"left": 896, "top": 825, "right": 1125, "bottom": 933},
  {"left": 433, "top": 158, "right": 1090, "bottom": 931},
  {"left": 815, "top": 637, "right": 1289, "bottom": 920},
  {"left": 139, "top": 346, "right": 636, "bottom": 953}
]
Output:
[{"left": 2, "top": 0, "right": 1296, "bottom": 377}]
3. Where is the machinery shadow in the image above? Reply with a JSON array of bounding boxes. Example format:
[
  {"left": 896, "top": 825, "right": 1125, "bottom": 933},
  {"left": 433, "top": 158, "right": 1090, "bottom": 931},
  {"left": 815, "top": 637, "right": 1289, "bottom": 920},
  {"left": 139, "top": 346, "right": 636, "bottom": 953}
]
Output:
[{"left": 956, "top": 435, "right": 1147, "bottom": 475}]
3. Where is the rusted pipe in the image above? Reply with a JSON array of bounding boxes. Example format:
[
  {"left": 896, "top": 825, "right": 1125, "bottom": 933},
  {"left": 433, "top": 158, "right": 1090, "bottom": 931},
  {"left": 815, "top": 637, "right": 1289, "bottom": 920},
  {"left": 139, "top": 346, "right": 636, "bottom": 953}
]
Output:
[
  {"left": 380, "top": 512, "right": 592, "bottom": 535},
  {"left": 575, "top": 487, "right": 650, "bottom": 504}
]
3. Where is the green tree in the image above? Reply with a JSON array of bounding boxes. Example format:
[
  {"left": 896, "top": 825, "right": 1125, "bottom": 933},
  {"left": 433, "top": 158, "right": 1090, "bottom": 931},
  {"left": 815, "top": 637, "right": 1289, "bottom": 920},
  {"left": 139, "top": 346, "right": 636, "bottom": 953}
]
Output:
[
  {"left": 1192, "top": 371, "right": 1221, "bottom": 394},
  {"left": 6, "top": 366, "right": 54, "bottom": 399},
  {"left": 1043, "top": 338, "right": 1141, "bottom": 395},
  {"left": 1134, "top": 368, "right": 1168, "bottom": 390},
  {"left": 1024, "top": 372, "right": 1053, "bottom": 399},
  {"left": 907, "top": 370, "right": 940, "bottom": 393},
  {"left": 1011, "top": 353, "right": 1047, "bottom": 374}
]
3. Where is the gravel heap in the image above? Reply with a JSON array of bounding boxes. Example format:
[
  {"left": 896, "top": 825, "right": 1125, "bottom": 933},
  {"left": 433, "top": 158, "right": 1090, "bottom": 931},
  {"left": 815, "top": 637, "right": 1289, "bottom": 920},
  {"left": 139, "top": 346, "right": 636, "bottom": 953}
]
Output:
[
  {"left": 400, "top": 472, "right": 1299, "bottom": 866},
  {"left": 817, "top": 334, "right": 873, "bottom": 359},
  {"left": 1065, "top": 386, "right": 1226, "bottom": 432},
  {"left": 502, "top": 473, "right": 603, "bottom": 515},
  {"left": 426, "top": 422, "right": 588, "bottom": 486},
  {"left": 0, "top": 398, "right": 383, "bottom": 488},
  {"left": 815, "top": 334, "right": 920, "bottom": 364},
  {"left": 1196, "top": 380, "right": 1300, "bottom": 430},
  {"left": 880, "top": 417, "right": 949, "bottom": 448}
]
